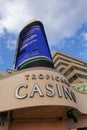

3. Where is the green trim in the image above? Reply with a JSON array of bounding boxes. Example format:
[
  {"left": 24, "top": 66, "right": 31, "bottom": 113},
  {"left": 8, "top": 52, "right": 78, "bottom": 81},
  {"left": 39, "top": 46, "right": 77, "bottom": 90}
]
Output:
[{"left": 18, "top": 57, "right": 52, "bottom": 70}]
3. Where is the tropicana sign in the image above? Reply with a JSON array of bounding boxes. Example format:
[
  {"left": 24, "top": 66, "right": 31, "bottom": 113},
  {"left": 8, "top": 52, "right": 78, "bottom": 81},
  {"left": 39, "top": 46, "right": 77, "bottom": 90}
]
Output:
[
  {"left": 15, "top": 73, "right": 76, "bottom": 103},
  {"left": 0, "top": 67, "right": 87, "bottom": 114}
]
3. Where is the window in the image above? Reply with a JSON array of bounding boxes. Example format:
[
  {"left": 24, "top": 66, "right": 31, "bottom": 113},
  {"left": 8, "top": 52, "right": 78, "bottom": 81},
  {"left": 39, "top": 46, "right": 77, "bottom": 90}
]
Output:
[
  {"left": 52, "top": 52, "right": 86, "bottom": 66},
  {"left": 64, "top": 66, "right": 75, "bottom": 77},
  {"left": 55, "top": 62, "right": 68, "bottom": 68},
  {"left": 64, "top": 66, "right": 87, "bottom": 77},
  {"left": 59, "top": 67, "right": 65, "bottom": 72},
  {"left": 69, "top": 73, "right": 87, "bottom": 83},
  {"left": 69, "top": 74, "right": 78, "bottom": 83}
]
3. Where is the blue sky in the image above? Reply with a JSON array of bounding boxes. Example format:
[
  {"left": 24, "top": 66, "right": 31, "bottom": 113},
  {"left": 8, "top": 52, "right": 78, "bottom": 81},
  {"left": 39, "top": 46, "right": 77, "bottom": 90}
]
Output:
[{"left": 0, "top": 0, "right": 87, "bottom": 72}]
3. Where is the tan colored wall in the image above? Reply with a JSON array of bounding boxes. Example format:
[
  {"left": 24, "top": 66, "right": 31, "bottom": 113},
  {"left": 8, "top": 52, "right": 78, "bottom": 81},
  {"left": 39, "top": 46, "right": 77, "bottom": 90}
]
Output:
[
  {"left": 70, "top": 129, "right": 77, "bottom": 130},
  {"left": 9, "top": 120, "right": 66, "bottom": 130},
  {"left": 0, "top": 67, "right": 77, "bottom": 112},
  {"left": 0, "top": 67, "right": 87, "bottom": 130},
  {"left": 52, "top": 51, "right": 85, "bottom": 66},
  {"left": 0, "top": 67, "right": 87, "bottom": 114}
]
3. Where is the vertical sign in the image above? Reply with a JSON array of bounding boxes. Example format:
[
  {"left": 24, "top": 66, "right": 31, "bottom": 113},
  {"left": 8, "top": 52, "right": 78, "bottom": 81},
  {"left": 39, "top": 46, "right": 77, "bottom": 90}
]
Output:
[{"left": 14, "top": 21, "right": 54, "bottom": 70}]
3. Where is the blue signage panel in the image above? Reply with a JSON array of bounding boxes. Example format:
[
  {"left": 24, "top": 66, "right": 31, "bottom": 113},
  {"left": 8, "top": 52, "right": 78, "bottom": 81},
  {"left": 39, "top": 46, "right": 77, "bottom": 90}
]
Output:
[{"left": 15, "top": 25, "right": 52, "bottom": 69}]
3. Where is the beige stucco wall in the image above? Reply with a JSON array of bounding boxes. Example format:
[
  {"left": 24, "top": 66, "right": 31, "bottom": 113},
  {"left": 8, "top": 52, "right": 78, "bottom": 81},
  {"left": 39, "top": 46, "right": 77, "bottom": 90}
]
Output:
[
  {"left": 9, "top": 120, "right": 66, "bottom": 130},
  {"left": 0, "top": 67, "right": 87, "bottom": 130},
  {"left": 0, "top": 67, "right": 77, "bottom": 112},
  {"left": 0, "top": 67, "right": 87, "bottom": 114}
]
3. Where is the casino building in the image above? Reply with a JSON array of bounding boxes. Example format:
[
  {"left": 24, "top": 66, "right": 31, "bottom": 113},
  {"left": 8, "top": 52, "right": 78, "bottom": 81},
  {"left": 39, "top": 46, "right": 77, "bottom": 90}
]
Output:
[
  {"left": 0, "top": 20, "right": 87, "bottom": 130},
  {"left": 52, "top": 51, "right": 87, "bottom": 84},
  {"left": 52, "top": 50, "right": 87, "bottom": 129}
]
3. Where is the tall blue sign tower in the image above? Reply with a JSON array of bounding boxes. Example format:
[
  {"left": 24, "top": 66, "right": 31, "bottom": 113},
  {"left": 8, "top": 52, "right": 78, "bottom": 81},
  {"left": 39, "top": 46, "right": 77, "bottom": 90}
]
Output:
[{"left": 14, "top": 20, "right": 54, "bottom": 70}]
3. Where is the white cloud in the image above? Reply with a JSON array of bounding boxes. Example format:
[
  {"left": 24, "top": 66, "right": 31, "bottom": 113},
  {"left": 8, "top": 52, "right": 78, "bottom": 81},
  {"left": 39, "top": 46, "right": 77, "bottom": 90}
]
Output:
[
  {"left": 0, "top": 0, "right": 87, "bottom": 48},
  {"left": 79, "top": 49, "right": 87, "bottom": 60},
  {"left": 7, "top": 38, "right": 16, "bottom": 51},
  {"left": 81, "top": 32, "right": 87, "bottom": 47},
  {"left": 82, "top": 33, "right": 87, "bottom": 41}
]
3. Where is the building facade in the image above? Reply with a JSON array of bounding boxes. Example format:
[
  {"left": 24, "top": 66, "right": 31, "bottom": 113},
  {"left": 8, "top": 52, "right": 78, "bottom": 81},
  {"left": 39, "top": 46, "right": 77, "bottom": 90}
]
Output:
[
  {"left": 0, "top": 19, "right": 87, "bottom": 130},
  {"left": 0, "top": 51, "right": 87, "bottom": 130},
  {"left": 52, "top": 50, "right": 87, "bottom": 129},
  {"left": 52, "top": 51, "right": 87, "bottom": 84}
]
